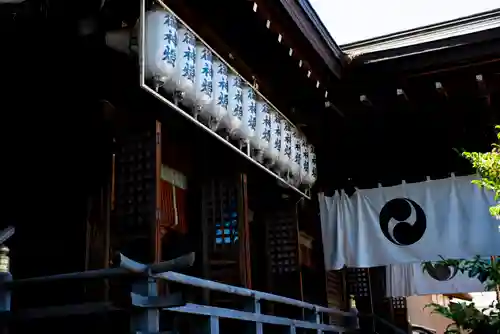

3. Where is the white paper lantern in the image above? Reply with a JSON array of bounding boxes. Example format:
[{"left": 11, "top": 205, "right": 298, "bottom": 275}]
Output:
[
  {"left": 254, "top": 100, "right": 272, "bottom": 155},
  {"left": 300, "top": 136, "right": 310, "bottom": 185},
  {"left": 240, "top": 84, "right": 257, "bottom": 143},
  {"left": 194, "top": 44, "right": 213, "bottom": 115},
  {"left": 290, "top": 128, "right": 301, "bottom": 180},
  {"left": 145, "top": 10, "right": 178, "bottom": 91},
  {"left": 267, "top": 109, "right": 281, "bottom": 164},
  {"left": 210, "top": 60, "right": 229, "bottom": 126},
  {"left": 224, "top": 73, "right": 243, "bottom": 136},
  {"left": 176, "top": 27, "right": 196, "bottom": 104},
  {"left": 309, "top": 145, "right": 317, "bottom": 185},
  {"left": 278, "top": 119, "right": 293, "bottom": 173}
]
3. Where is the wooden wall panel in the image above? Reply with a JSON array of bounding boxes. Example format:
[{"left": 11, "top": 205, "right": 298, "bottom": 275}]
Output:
[
  {"left": 113, "top": 120, "right": 161, "bottom": 264},
  {"left": 85, "top": 181, "right": 112, "bottom": 301},
  {"left": 324, "top": 269, "right": 348, "bottom": 326},
  {"left": 326, "top": 270, "right": 346, "bottom": 309}
]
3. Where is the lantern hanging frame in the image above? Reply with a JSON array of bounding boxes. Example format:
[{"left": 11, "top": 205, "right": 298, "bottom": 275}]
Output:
[{"left": 139, "top": 0, "right": 312, "bottom": 199}]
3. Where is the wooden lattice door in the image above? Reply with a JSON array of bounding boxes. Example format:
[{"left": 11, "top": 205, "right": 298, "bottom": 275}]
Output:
[
  {"left": 264, "top": 204, "right": 302, "bottom": 318},
  {"left": 391, "top": 297, "right": 411, "bottom": 333},
  {"left": 113, "top": 120, "right": 162, "bottom": 264},
  {"left": 347, "top": 267, "right": 375, "bottom": 331},
  {"left": 325, "top": 269, "right": 348, "bottom": 326},
  {"left": 265, "top": 208, "right": 300, "bottom": 295},
  {"left": 346, "top": 266, "right": 408, "bottom": 333},
  {"left": 200, "top": 173, "right": 251, "bottom": 304}
]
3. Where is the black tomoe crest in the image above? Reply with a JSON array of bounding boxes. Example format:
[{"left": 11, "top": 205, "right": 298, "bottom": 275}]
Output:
[
  {"left": 423, "top": 262, "right": 459, "bottom": 281},
  {"left": 379, "top": 198, "right": 427, "bottom": 246}
]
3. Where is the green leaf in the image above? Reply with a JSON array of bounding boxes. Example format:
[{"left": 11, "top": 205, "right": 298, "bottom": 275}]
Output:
[{"left": 432, "top": 126, "right": 500, "bottom": 332}]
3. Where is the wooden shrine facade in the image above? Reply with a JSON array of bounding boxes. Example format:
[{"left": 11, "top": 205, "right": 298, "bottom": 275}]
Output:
[
  {"left": 0, "top": 0, "right": 351, "bottom": 333},
  {"left": 3, "top": 1, "right": 498, "bottom": 333},
  {"left": 321, "top": 9, "right": 500, "bottom": 334}
]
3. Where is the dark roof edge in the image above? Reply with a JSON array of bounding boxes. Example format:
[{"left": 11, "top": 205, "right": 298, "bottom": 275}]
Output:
[
  {"left": 279, "top": 0, "right": 347, "bottom": 78},
  {"left": 342, "top": 8, "right": 500, "bottom": 54},
  {"left": 295, "top": 0, "right": 344, "bottom": 59}
]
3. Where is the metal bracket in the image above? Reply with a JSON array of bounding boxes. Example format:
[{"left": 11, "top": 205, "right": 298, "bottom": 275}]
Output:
[
  {"left": 0, "top": 226, "right": 14, "bottom": 245},
  {"left": 131, "top": 292, "right": 184, "bottom": 309}
]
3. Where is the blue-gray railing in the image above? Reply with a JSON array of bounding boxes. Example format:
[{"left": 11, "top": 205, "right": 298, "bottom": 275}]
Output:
[{"left": 0, "top": 227, "right": 356, "bottom": 333}]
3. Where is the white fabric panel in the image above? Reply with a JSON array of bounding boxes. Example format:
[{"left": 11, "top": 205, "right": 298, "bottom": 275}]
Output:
[
  {"left": 319, "top": 175, "right": 500, "bottom": 269},
  {"left": 386, "top": 263, "right": 485, "bottom": 297}
]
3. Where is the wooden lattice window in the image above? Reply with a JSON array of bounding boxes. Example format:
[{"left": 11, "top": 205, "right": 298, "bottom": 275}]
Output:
[
  {"left": 266, "top": 211, "right": 298, "bottom": 274},
  {"left": 347, "top": 268, "right": 370, "bottom": 297},
  {"left": 214, "top": 202, "right": 238, "bottom": 246},
  {"left": 392, "top": 297, "right": 407, "bottom": 309},
  {"left": 201, "top": 175, "right": 251, "bottom": 291},
  {"left": 113, "top": 121, "right": 160, "bottom": 264},
  {"left": 203, "top": 180, "right": 240, "bottom": 249}
]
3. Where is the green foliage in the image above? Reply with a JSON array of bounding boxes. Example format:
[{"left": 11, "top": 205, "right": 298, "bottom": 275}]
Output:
[
  {"left": 462, "top": 125, "right": 500, "bottom": 219},
  {"left": 429, "top": 256, "right": 500, "bottom": 291},
  {"left": 425, "top": 301, "right": 500, "bottom": 333},
  {"left": 423, "top": 126, "right": 500, "bottom": 333}
]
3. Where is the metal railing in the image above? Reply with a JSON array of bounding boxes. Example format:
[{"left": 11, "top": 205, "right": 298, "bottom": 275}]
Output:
[{"left": 0, "top": 229, "right": 355, "bottom": 333}]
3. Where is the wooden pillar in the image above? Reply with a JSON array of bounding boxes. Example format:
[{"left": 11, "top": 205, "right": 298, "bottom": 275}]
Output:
[
  {"left": 84, "top": 144, "right": 114, "bottom": 302},
  {"left": 237, "top": 174, "right": 252, "bottom": 290}
]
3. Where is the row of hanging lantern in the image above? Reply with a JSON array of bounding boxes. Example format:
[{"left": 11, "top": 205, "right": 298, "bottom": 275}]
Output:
[{"left": 145, "top": 6, "right": 317, "bottom": 188}]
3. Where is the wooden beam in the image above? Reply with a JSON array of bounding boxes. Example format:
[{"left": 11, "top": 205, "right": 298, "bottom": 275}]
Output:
[
  {"left": 360, "top": 95, "right": 372, "bottom": 107},
  {"left": 1, "top": 302, "right": 123, "bottom": 320},
  {"left": 476, "top": 73, "right": 491, "bottom": 106},
  {"left": 250, "top": 0, "right": 330, "bottom": 96},
  {"left": 396, "top": 88, "right": 408, "bottom": 102},
  {"left": 167, "top": 0, "right": 326, "bottom": 126},
  {"left": 0, "top": 227, "right": 14, "bottom": 245},
  {"left": 165, "top": 0, "right": 329, "bottom": 148},
  {"left": 435, "top": 81, "right": 447, "bottom": 98},
  {"left": 476, "top": 74, "right": 486, "bottom": 90},
  {"left": 167, "top": 2, "right": 267, "bottom": 97}
]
